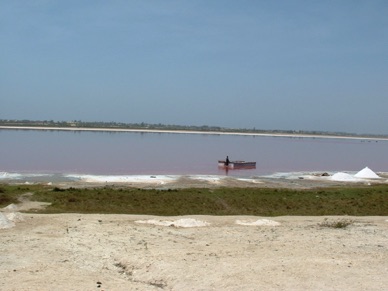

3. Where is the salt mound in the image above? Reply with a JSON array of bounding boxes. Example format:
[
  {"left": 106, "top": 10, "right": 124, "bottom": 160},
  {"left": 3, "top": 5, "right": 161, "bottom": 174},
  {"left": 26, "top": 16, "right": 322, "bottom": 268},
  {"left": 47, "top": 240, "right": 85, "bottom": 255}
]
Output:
[
  {"left": 73, "top": 174, "right": 177, "bottom": 184},
  {"left": 0, "top": 212, "right": 15, "bottom": 229},
  {"left": 171, "top": 218, "right": 210, "bottom": 227},
  {"left": 5, "top": 212, "right": 24, "bottom": 222},
  {"left": 190, "top": 176, "right": 222, "bottom": 184},
  {"left": 135, "top": 218, "right": 210, "bottom": 227},
  {"left": 236, "top": 219, "right": 280, "bottom": 226},
  {"left": 354, "top": 167, "right": 380, "bottom": 179},
  {"left": 330, "top": 172, "right": 359, "bottom": 182},
  {"left": 2, "top": 204, "right": 18, "bottom": 211}
]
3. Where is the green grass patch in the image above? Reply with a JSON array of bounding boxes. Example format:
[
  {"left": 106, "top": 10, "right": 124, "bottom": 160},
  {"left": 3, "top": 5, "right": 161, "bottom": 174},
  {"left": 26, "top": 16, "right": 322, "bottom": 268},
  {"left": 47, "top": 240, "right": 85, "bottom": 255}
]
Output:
[
  {"left": 21, "top": 184, "right": 388, "bottom": 216},
  {"left": 0, "top": 184, "right": 46, "bottom": 207}
]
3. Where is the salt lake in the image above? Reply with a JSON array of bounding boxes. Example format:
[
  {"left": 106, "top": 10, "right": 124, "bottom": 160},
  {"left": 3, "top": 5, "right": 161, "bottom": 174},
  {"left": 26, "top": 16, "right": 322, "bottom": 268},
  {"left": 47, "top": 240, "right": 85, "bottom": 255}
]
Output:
[{"left": 1, "top": 129, "right": 387, "bottom": 181}]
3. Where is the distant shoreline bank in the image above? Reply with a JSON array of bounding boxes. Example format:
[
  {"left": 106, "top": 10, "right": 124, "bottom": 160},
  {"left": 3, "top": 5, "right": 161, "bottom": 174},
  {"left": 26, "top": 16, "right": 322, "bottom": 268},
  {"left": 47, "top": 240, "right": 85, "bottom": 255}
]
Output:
[{"left": 1, "top": 125, "right": 388, "bottom": 141}]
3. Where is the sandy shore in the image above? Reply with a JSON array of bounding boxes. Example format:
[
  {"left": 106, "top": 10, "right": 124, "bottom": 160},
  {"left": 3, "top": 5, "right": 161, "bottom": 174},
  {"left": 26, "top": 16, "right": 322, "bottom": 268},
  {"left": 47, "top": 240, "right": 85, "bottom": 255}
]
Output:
[
  {"left": 3, "top": 170, "right": 387, "bottom": 190},
  {"left": 1, "top": 184, "right": 388, "bottom": 291}
]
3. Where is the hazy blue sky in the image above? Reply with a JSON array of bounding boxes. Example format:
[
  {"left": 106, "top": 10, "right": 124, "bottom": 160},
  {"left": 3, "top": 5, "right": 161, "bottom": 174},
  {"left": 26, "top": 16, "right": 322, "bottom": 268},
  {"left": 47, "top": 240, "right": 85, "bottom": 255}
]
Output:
[{"left": 1, "top": 1, "right": 387, "bottom": 134}]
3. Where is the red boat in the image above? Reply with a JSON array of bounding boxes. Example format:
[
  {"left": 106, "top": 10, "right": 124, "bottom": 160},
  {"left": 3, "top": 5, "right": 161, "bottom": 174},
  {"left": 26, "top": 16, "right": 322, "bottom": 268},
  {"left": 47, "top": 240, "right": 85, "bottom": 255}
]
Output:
[{"left": 218, "top": 160, "right": 256, "bottom": 169}]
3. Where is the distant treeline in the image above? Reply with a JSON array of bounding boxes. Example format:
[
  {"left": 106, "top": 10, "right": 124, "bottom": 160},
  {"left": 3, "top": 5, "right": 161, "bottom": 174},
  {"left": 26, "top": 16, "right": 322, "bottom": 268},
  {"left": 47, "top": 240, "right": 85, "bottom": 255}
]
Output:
[{"left": 0, "top": 119, "right": 386, "bottom": 138}]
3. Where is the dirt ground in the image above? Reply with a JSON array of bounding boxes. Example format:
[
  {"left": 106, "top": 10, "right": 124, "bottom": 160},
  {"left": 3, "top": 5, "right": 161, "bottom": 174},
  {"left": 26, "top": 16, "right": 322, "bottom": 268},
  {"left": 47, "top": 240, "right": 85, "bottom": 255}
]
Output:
[{"left": 1, "top": 178, "right": 388, "bottom": 291}]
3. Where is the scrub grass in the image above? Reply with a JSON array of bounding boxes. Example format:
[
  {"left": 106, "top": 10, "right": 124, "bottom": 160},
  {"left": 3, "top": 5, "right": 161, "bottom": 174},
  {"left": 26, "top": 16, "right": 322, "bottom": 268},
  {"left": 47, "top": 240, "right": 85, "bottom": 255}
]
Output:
[
  {"left": 318, "top": 218, "right": 355, "bottom": 228},
  {"left": 0, "top": 184, "right": 47, "bottom": 207},
  {"left": 16, "top": 184, "right": 388, "bottom": 216}
]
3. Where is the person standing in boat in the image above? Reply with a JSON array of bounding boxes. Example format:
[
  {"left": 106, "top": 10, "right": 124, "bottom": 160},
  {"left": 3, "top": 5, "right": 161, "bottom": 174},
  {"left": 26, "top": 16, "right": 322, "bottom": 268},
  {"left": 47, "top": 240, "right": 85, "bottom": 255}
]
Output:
[{"left": 225, "top": 156, "right": 230, "bottom": 166}]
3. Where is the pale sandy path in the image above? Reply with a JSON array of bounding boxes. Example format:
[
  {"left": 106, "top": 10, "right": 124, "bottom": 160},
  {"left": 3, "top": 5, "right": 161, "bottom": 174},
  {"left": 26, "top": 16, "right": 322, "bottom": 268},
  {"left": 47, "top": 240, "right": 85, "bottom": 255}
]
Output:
[{"left": 1, "top": 213, "right": 387, "bottom": 291}]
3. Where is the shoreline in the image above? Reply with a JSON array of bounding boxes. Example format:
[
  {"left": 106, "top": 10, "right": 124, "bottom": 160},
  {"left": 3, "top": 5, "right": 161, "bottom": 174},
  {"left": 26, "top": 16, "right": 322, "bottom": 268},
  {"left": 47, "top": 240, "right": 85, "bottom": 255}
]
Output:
[
  {"left": 2, "top": 125, "right": 388, "bottom": 141},
  {"left": 2, "top": 172, "right": 388, "bottom": 189}
]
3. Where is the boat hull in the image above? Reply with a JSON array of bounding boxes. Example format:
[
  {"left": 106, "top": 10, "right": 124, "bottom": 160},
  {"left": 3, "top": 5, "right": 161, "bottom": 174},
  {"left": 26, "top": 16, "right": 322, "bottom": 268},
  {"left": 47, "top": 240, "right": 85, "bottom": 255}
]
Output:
[{"left": 218, "top": 160, "right": 256, "bottom": 169}]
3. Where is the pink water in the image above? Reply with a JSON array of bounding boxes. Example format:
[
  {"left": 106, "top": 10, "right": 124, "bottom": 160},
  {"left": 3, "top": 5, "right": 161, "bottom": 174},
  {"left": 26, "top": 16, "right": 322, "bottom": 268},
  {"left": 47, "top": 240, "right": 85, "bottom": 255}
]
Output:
[{"left": 1, "top": 129, "right": 387, "bottom": 177}]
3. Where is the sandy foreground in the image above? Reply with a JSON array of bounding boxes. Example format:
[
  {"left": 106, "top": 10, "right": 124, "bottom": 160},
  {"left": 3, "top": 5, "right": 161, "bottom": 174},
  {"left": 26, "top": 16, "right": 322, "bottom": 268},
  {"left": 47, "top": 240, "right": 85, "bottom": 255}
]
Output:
[
  {"left": 1, "top": 213, "right": 387, "bottom": 291},
  {"left": 1, "top": 184, "right": 388, "bottom": 291}
]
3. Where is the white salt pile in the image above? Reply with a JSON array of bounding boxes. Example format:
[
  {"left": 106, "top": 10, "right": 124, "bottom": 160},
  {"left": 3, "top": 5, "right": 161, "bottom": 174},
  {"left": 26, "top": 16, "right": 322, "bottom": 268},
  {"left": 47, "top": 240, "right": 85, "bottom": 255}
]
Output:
[
  {"left": 135, "top": 218, "right": 210, "bottom": 228},
  {"left": 2, "top": 203, "right": 18, "bottom": 211},
  {"left": 354, "top": 167, "right": 380, "bottom": 179},
  {"left": 235, "top": 219, "right": 280, "bottom": 226},
  {"left": 67, "top": 174, "right": 178, "bottom": 184},
  {"left": 0, "top": 212, "right": 15, "bottom": 229},
  {"left": 5, "top": 212, "right": 25, "bottom": 222},
  {"left": 237, "top": 178, "right": 263, "bottom": 184},
  {"left": 0, "top": 204, "right": 25, "bottom": 229},
  {"left": 330, "top": 167, "right": 381, "bottom": 182},
  {"left": 330, "top": 172, "right": 359, "bottom": 182},
  {"left": 190, "top": 175, "right": 223, "bottom": 184}
]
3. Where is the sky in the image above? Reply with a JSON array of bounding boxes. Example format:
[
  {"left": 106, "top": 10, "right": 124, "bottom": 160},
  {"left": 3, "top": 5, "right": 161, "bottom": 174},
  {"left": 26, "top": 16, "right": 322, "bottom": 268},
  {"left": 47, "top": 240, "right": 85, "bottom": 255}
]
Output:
[{"left": 1, "top": 1, "right": 388, "bottom": 134}]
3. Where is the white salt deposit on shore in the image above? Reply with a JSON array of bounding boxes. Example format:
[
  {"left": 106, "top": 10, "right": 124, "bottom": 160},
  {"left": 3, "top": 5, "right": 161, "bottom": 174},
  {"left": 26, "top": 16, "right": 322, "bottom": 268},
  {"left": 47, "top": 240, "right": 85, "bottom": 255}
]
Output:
[
  {"left": 330, "top": 172, "right": 360, "bottom": 182},
  {"left": 0, "top": 213, "right": 15, "bottom": 229},
  {"left": 237, "top": 178, "right": 263, "bottom": 183},
  {"left": 329, "top": 167, "right": 381, "bottom": 182},
  {"left": 2, "top": 203, "right": 18, "bottom": 211},
  {"left": 136, "top": 218, "right": 282, "bottom": 228},
  {"left": 354, "top": 167, "right": 381, "bottom": 179},
  {"left": 235, "top": 219, "right": 280, "bottom": 226},
  {"left": 189, "top": 175, "right": 224, "bottom": 184},
  {"left": 5, "top": 212, "right": 24, "bottom": 222},
  {"left": 66, "top": 174, "right": 178, "bottom": 184},
  {"left": 135, "top": 218, "right": 210, "bottom": 227},
  {"left": 1, "top": 204, "right": 26, "bottom": 228},
  {"left": 2, "top": 169, "right": 387, "bottom": 187}
]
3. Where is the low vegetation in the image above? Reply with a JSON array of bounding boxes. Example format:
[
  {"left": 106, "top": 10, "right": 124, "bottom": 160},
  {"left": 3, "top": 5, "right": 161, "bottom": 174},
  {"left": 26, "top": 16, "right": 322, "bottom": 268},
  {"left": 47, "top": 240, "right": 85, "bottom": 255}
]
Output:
[
  {"left": 0, "top": 184, "right": 44, "bottom": 207},
  {"left": 1, "top": 184, "right": 387, "bottom": 216},
  {"left": 319, "top": 218, "right": 355, "bottom": 228}
]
